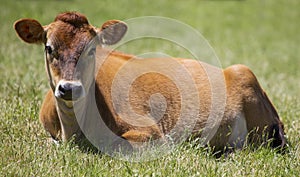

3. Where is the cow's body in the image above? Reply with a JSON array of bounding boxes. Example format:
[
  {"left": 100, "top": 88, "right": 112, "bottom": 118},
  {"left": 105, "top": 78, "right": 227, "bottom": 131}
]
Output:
[{"left": 14, "top": 12, "right": 287, "bottom": 153}]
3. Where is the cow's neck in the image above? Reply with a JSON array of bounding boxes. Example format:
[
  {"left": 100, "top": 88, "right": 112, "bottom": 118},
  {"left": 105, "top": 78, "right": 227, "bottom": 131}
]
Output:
[
  {"left": 93, "top": 49, "right": 134, "bottom": 135},
  {"left": 55, "top": 98, "right": 85, "bottom": 141},
  {"left": 92, "top": 49, "right": 129, "bottom": 133}
]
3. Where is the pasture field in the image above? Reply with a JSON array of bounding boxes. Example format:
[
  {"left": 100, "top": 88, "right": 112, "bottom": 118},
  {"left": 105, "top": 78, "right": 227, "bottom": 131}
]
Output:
[{"left": 0, "top": 0, "right": 299, "bottom": 176}]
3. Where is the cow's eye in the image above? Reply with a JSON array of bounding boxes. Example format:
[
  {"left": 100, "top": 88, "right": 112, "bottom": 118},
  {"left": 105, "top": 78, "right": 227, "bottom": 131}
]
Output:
[{"left": 45, "top": 45, "right": 53, "bottom": 55}]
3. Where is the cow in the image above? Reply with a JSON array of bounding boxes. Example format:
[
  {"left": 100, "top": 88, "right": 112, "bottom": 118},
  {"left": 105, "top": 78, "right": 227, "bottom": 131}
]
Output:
[{"left": 14, "top": 12, "right": 287, "bottom": 154}]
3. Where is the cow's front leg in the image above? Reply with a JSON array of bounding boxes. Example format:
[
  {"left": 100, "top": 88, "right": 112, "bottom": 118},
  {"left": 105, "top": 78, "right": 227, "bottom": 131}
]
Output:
[{"left": 39, "top": 90, "right": 61, "bottom": 142}]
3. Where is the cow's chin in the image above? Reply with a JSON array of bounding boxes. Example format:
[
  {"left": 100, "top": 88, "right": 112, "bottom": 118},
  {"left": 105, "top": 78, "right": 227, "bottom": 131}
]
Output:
[{"left": 54, "top": 94, "right": 86, "bottom": 109}]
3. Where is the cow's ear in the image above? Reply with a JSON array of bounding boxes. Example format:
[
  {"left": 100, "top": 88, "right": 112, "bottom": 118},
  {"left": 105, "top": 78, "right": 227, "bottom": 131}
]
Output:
[
  {"left": 14, "top": 18, "right": 45, "bottom": 44},
  {"left": 98, "top": 20, "right": 127, "bottom": 45}
]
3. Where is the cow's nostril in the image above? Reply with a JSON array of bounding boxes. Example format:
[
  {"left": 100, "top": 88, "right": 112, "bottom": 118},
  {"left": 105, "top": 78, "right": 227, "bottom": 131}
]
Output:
[{"left": 58, "top": 84, "right": 66, "bottom": 93}]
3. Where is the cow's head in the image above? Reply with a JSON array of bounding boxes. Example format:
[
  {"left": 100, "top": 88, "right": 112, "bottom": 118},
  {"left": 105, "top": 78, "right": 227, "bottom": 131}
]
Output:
[{"left": 14, "top": 12, "right": 127, "bottom": 101}]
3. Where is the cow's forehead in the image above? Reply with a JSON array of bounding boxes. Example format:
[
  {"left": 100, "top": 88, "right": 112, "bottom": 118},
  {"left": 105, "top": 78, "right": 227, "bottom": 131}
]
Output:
[{"left": 46, "top": 20, "right": 96, "bottom": 49}]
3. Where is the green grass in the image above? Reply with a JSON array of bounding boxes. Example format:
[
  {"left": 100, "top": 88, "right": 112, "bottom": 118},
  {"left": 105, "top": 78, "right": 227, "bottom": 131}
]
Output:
[{"left": 1, "top": 0, "right": 299, "bottom": 176}]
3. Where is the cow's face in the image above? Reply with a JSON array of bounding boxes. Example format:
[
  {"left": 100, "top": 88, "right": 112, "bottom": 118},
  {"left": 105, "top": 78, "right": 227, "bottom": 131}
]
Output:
[{"left": 14, "top": 12, "right": 127, "bottom": 101}]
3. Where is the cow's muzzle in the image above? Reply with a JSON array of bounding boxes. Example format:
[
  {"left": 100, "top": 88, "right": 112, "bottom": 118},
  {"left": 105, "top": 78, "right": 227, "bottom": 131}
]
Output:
[{"left": 55, "top": 80, "right": 85, "bottom": 101}]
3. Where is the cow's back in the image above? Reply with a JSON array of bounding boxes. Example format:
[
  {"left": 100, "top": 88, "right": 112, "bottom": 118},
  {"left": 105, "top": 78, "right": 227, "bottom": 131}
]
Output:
[{"left": 95, "top": 49, "right": 229, "bottom": 142}]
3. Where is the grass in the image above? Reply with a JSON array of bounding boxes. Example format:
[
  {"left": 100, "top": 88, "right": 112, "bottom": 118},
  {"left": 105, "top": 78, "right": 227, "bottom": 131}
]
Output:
[{"left": 1, "top": 0, "right": 299, "bottom": 176}]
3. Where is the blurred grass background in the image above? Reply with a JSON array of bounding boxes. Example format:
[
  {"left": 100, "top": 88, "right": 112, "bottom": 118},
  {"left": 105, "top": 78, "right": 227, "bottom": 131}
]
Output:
[{"left": 0, "top": 0, "right": 299, "bottom": 176}]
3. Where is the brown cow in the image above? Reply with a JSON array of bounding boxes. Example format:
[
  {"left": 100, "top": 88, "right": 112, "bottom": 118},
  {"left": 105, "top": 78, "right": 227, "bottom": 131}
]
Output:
[{"left": 14, "top": 12, "right": 286, "bottom": 153}]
